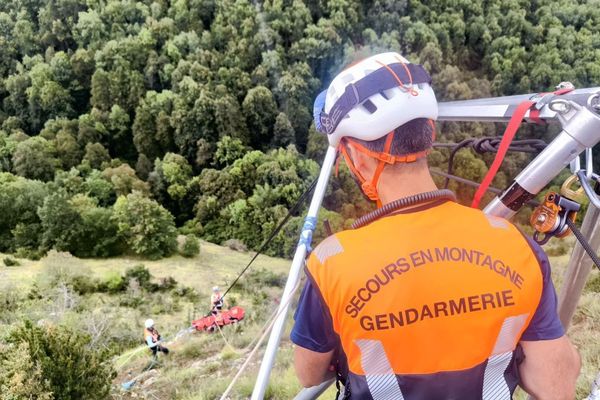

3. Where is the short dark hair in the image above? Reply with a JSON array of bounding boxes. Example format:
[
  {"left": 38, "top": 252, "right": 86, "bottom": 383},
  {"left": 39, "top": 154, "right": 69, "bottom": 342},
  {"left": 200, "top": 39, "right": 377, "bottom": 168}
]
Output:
[{"left": 351, "top": 118, "right": 433, "bottom": 156}]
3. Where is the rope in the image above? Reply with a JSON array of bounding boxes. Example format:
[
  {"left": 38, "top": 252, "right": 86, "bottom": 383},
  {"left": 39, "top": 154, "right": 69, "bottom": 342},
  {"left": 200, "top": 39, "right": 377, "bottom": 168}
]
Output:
[
  {"left": 430, "top": 169, "right": 540, "bottom": 208},
  {"left": 214, "top": 320, "right": 237, "bottom": 353},
  {"left": 208, "top": 178, "right": 318, "bottom": 317},
  {"left": 241, "top": 303, "right": 281, "bottom": 353},
  {"left": 114, "top": 327, "right": 194, "bottom": 371},
  {"left": 433, "top": 137, "right": 547, "bottom": 189},
  {"left": 219, "top": 280, "right": 302, "bottom": 400},
  {"left": 565, "top": 218, "right": 600, "bottom": 270}
]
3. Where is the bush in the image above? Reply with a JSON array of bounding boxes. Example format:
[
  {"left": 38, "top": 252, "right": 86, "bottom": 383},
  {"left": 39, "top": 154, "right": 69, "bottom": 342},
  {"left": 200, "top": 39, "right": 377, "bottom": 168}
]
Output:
[
  {"left": 73, "top": 204, "right": 123, "bottom": 258},
  {"left": 124, "top": 264, "right": 153, "bottom": 290},
  {"left": 158, "top": 276, "right": 178, "bottom": 291},
  {"left": 38, "top": 190, "right": 83, "bottom": 252},
  {"left": 38, "top": 251, "right": 91, "bottom": 290},
  {"left": 14, "top": 246, "right": 44, "bottom": 260},
  {"left": 113, "top": 191, "right": 177, "bottom": 259},
  {"left": 173, "top": 286, "right": 200, "bottom": 302},
  {"left": 99, "top": 272, "right": 127, "bottom": 293},
  {"left": 3, "top": 257, "right": 19, "bottom": 266},
  {"left": 223, "top": 238, "right": 248, "bottom": 252},
  {"left": 2, "top": 321, "right": 115, "bottom": 400},
  {"left": 181, "top": 234, "right": 200, "bottom": 257},
  {"left": 0, "top": 283, "right": 21, "bottom": 314},
  {"left": 0, "top": 342, "right": 53, "bottom": 400}
]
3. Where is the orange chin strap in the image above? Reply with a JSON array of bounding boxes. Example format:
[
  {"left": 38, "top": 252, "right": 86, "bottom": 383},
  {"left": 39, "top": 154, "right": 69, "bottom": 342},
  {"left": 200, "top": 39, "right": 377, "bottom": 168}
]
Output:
[{"left": 337, "top": 132, "right": 430, "bottom": 208}]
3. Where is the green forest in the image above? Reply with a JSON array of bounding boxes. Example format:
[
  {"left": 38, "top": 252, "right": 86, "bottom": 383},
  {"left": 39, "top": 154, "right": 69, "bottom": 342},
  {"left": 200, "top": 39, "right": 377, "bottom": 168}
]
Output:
[
  {"left": 1, "top": 0, "right": 600, "bottom": 261},
  {"left": 1, "top": 1, "right": 599, "bottom": 399}
]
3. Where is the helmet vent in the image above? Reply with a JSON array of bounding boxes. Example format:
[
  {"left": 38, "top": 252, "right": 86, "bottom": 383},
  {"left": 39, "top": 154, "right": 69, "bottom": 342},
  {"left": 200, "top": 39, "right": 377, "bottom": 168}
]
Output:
[
  {"left": 382, "top": 89, "right": 396, "bottom": 99},
  {"left": 362, "top": 99, "right": 377, "bottom": 114},
  {"left": 341, "top": 74, "right": 354, "bottom": 84}
]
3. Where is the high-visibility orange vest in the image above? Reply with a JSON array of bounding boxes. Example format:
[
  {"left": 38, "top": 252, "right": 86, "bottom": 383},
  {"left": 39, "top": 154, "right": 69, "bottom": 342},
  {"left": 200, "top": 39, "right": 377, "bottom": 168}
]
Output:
[
  {"left": 144, "top": 328, "right": 159, "bottom": 344},
  {"left": 306, "top": 201, "right": 544, "bottom": 399}
]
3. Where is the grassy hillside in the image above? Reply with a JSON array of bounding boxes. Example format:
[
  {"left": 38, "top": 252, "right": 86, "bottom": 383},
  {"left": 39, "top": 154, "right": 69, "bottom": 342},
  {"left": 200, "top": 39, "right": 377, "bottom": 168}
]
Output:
[{"left": 1, "top": 238, "right": 598, "bottom": 399}]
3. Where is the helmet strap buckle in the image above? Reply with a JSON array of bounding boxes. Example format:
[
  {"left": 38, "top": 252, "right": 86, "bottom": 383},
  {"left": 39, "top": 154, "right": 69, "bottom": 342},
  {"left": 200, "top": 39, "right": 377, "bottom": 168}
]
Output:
[{"left": 361, "top": 182, "right": 379, "bottom": 201}]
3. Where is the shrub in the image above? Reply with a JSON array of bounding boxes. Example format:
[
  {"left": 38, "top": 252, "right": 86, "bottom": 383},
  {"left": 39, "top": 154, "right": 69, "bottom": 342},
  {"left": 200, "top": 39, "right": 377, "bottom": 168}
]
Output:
[
  {"left": 3, "top": 321, "right": 115, "bottom": 399},
  {"left": 113, "top": 191, "right": 177, "bottom": 259},
  {"left": 181, "top": 234, "right": 200, "bottom": 257},
  {"left": 70, "top": 274, "right": 100, "bottom": 295},
  {"left": 0, "top": 342, "right": 53, "bottom": 400},
  {"left": 100, "top": 272, "right": 127, "bottom": 293},
  {"left": 223, "top": 238, "right": 248, "bottom": 252},
  {"left": 14, "top": 246, "right": 44, "bottom": 260},
  {"left": 3, "top": 257, "right": 19, "bottom": 266},
  {"left": 37, "top": 251, "right": 91, "bottom": 290},
  {"left": 124, "top": 264, "right": 153, "bottom": 290},
  {"left": 173, "top": 286, "right": 199, "bottom": 302},
  {"left": 158, "top": 276, "right": 178, "bottom": 291},
  {"left": 0, "top": 283, "right": 21, "bottom": 314},
  {"left": 73, "top": 203, "right": 123, "bottom": 258},
  {"left": 38, "top": 190, "right": 84, "bottom": 252}
]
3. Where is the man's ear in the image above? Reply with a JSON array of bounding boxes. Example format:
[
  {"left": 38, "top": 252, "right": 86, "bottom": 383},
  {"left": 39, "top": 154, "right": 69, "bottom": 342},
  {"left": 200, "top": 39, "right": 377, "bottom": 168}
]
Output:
[{"left": 347, "top": 143, "right": 377, "bottom": 174}]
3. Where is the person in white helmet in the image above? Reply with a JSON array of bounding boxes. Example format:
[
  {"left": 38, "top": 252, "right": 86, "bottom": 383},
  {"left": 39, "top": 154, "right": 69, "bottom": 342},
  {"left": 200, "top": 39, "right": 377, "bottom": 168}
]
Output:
[
  {"left": 291, "top": 52, "right": 580, "bottom": 399},
  {"left": 144, "top": 318, "right": 169, "bottom": 357},
  {"left": 211, "top": 286, "right": 225, "bottom": 315}
]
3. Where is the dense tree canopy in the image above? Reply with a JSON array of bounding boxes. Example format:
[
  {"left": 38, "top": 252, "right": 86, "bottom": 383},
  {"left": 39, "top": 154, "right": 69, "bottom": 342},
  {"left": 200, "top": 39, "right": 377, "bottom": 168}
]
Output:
[{"left": 0, "top": 0, "right": 598, "bottom": 258}]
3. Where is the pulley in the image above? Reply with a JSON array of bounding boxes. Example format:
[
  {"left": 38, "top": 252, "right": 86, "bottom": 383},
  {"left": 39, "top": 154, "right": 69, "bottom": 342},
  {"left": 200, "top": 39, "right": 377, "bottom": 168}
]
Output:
[{"left": 530, "top": 192, "right": 580, "bottom": 245}]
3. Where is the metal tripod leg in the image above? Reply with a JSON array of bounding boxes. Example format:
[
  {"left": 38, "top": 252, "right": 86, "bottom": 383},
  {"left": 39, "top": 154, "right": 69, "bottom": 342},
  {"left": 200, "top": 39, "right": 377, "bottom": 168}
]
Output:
[
  {"left": 251, "top": 146, "right": 337, "bottom": 400},
  {"left": 558, "top": 204, "right": 600, "bottom": 328}
]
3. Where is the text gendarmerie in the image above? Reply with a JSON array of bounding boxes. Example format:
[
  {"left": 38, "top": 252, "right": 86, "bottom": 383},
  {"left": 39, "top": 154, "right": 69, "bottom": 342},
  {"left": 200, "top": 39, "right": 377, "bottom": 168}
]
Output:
[
  {"left": 359, "top": 290, "right": 515, "bottom": 331},
  {"left": 345, "top": 246, "right": 524, "bottom": 318}
]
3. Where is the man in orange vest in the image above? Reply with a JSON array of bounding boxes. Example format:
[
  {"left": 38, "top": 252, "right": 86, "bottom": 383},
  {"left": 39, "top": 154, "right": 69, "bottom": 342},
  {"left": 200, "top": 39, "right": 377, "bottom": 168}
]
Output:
[{"left": 291, "top": 52, "right": 581, "bottom": 399}]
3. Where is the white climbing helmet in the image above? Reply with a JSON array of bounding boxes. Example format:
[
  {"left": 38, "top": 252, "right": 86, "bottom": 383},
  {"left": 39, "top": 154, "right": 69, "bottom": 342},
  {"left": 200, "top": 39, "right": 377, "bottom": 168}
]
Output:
[
  {"left": 145, "top": 319, "right": 154, "bottom": 329},
  {"left": 212, "top": 286, "right": 219, "bottom": 292},
  {"left": 314, "top": 52, "right": 438, "bottom": 147}
]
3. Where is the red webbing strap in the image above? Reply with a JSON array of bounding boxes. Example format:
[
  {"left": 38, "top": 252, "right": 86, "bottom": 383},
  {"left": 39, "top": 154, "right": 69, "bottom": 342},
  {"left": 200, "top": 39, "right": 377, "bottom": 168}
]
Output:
[
  {"left": 471, "top": 99, "right": 535, "bottom": 208},
  {"left": 470, "top": 87, "right": 573, "bottom": 209}
]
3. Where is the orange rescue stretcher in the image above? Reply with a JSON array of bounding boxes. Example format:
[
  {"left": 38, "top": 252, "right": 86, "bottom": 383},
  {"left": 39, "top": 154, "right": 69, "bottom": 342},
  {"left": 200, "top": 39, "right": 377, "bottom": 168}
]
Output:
[{"left": 191, "top": 306, "right": 246, "bottom": 332}]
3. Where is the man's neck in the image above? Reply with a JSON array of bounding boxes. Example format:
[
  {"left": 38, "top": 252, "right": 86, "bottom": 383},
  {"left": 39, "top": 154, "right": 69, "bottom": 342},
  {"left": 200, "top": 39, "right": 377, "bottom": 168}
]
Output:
[{"left": 376, "top": 166, "right": 439, "bottom": 206}]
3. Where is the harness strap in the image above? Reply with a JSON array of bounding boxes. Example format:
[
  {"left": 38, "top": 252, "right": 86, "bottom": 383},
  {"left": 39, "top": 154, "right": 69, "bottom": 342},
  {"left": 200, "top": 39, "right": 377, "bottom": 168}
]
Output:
[
  {"left": 471, "top": 87, "right": 574, "bottom": 209},
  {"left": 338, "top": 135, "right": 430, "bottom": 207},
  {"left": 344, "top": 139, "right": 430, "bottom": 164}
]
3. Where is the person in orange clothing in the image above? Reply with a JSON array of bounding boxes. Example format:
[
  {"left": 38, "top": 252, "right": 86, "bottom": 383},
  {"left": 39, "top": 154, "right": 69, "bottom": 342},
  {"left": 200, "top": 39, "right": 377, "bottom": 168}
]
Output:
[{"left": 291, "top": 52, "right": 580, "bottom": 399}]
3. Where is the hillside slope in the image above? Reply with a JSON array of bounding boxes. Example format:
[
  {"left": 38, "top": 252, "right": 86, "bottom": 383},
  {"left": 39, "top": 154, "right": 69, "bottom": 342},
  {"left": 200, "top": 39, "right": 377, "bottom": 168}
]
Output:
[{"left": 1, "top": 238, "right": 598, "bottom": 399}]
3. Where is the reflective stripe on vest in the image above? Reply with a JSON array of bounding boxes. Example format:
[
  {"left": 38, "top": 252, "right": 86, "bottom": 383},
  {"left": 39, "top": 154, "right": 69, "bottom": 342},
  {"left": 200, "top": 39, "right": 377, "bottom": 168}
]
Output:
[
  {"left": 482, "top": 314, "right": 528, "bottom": 399},
  {"left": 307, "top": 201, "right": 544, "bottom": 399},
  {"left": 355, "top": 339, "right": 404, "bottom": 400}
]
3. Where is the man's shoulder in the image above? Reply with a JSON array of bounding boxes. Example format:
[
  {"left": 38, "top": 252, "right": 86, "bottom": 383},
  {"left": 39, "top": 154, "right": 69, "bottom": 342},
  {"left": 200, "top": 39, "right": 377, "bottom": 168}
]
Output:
[{"left": 311, "top": 233, "right": 346, "bottom": 266}]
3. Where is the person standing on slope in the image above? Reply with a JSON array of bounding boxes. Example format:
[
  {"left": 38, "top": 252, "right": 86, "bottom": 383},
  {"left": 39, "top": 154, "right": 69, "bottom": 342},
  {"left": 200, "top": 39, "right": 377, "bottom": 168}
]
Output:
[
  {"left": 144, "top": 318, "right": 169, "bottom": 357},
  {"left": 291, "top": 52, "right": 581, "bottom": 400},
  {"left": 211, "top": 286, "right": 225, "bottom": 315}
]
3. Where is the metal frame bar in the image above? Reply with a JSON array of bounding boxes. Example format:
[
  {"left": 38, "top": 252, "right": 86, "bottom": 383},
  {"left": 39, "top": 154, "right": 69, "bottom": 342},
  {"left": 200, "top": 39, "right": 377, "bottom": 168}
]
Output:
[
  {"left": 251, "top": 146, "right": 338, "bottom": 400},
  {"left": 253, "top": 88, "right": 600, "bottom": 399}
]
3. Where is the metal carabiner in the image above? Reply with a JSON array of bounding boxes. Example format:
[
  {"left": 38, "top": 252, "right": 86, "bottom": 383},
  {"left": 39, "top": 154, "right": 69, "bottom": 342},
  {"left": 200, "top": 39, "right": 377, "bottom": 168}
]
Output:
[
  {"left": 576, "top": 170, "right": 600, "bottom": 209},
  {"left": 560, "top": 174, "right": 586, "bottom": 202}
]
